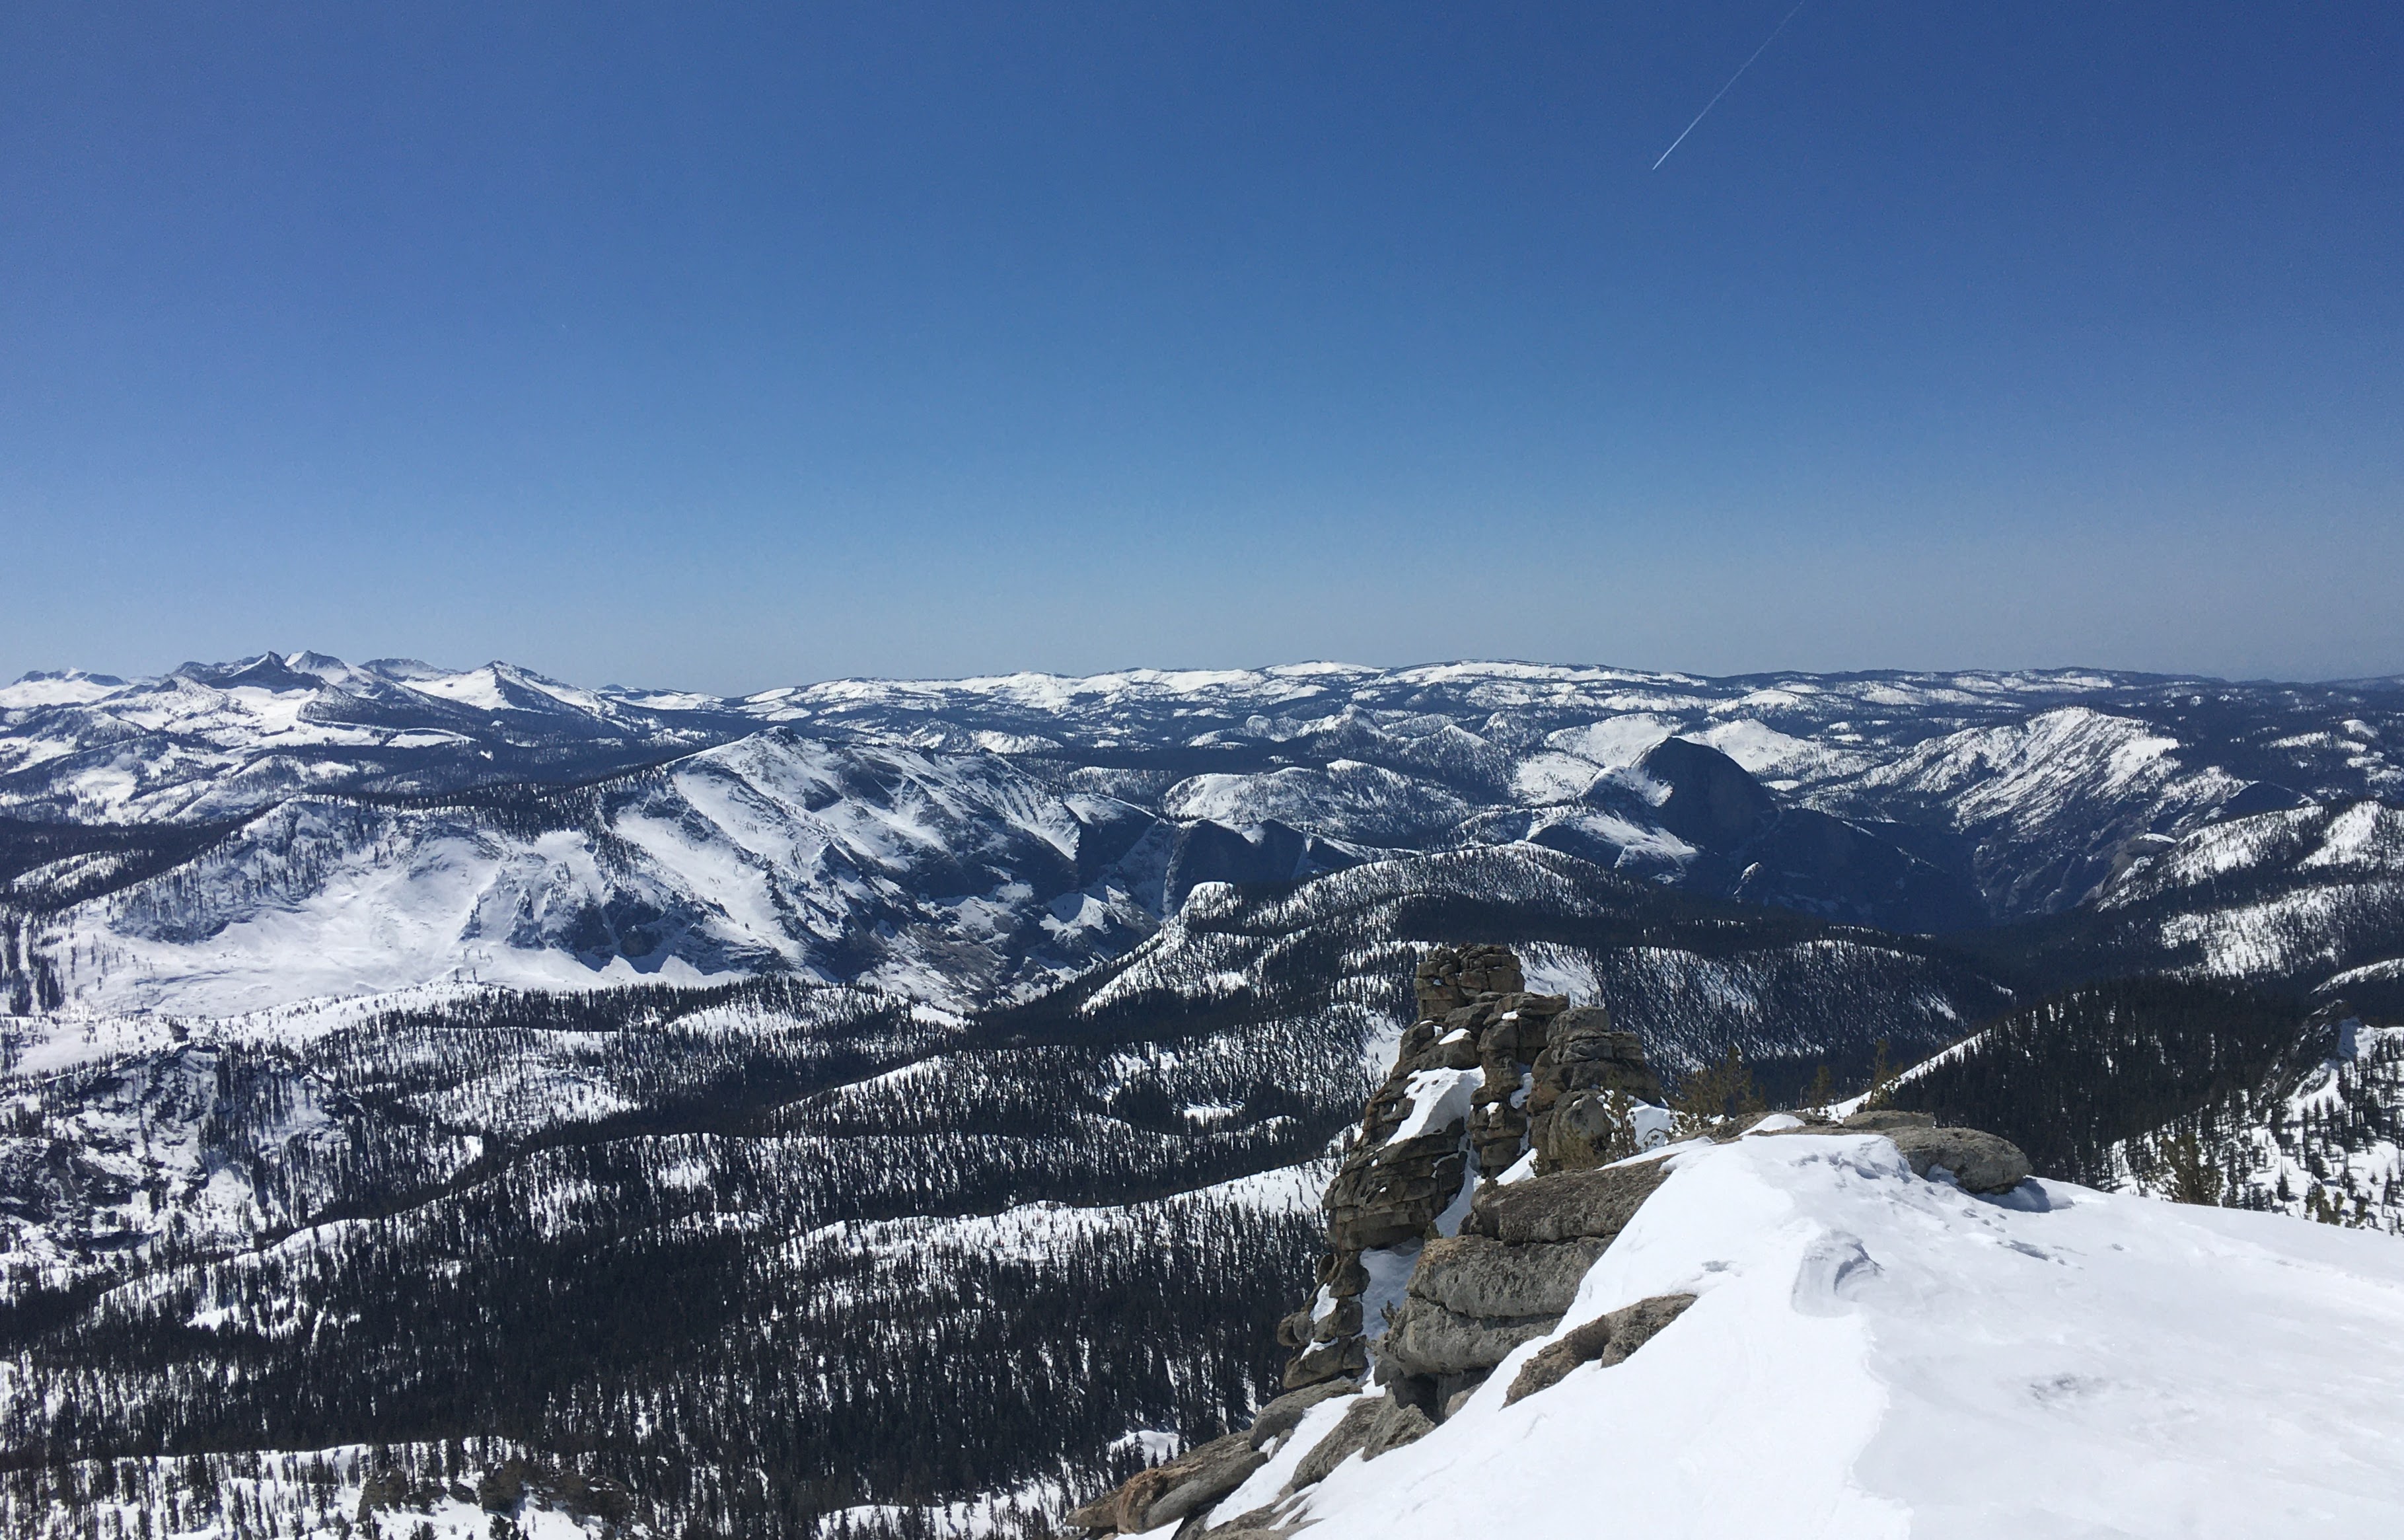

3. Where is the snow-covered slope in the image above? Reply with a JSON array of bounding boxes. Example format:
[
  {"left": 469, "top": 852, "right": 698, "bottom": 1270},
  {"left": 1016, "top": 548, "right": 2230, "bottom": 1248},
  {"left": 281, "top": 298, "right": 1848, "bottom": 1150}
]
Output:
[
  {"left": 12, "top": 653, "right": 2401, "bottom": 920},
  {"left": 2108, "top": 1008, "right": 2404, "bottom": 1234},
  {"left": 9, "top": 729, "right": 1171, "bottom": 1014},
  {"left": 1265, "top": 1133, "right": 2404, "bottom": 1538},
  {"left": 9, "top": 657, "right": 2403, "bottom": 1019},
  {"left": 1058, "top": 846, "right": 2012, "bottom": 1088},
  {"left": 0, "top": 653, "right": 753, "bottom": 823},
  {"left": 2068, "top": 800, "right": 2404, "bottom": 988}
]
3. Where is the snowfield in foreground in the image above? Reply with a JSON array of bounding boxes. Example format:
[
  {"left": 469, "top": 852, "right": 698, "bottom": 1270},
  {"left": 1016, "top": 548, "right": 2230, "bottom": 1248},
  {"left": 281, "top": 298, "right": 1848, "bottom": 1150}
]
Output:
[{"left": 1272, "top": 1134, "right": 2404, "bottom": 1539}]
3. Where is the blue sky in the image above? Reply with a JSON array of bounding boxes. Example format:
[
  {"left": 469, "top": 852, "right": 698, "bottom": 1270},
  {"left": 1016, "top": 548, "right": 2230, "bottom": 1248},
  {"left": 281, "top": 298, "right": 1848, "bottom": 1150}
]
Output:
[{"left": 4, "top": 2, "right": 2399, "bottom": 692}]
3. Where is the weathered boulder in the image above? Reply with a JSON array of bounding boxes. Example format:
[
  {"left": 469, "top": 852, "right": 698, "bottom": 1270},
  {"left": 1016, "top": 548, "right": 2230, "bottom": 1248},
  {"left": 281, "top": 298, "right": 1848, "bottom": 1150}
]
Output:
[
  {"left": 1504, "top": 1293, "right": 1698, "bottom": 1405},
  {"left": 1548, "top": 1058, "right": 1657, "bottom": 1095},
  {"left": 1379, "top": 1296, "right": 1559, "bottom": 1377},
  {"left": 1885, "top": 1125, "right": 2032, "bottom": 1194},
  {"left": 1770, "top": 1113, "right": 2032, "bottom": 1194},
  {"left": 1548, "top": 1031, "right": 1650, "bottom": 1066},
  {"left": 1842, "top": 1108, "right": 1934, "bottom": 1132},
  {"left": 1246, "top": 1377, "right": 1358, "bottom": 1451},
  {"left": 1414, "top": 943, "right": 1525, "bottom": 1013},
  {"left": 1406, "top": 1234, "right": 1605, "bottom": 1320},
  {"left": 1360, "top": 1396, "right": 1436, "bottom": 1461},
  {"left": 1281, "top": 1332, "right": 1367, "bottom": 1389},
  {"left": 1286, "top": 1396, "right": 1381, "bottom": 1490},
  {"left": 1545, "top": 1005, "right": 1616, "bottom": 1043},
  {"left": 1076, "top": 1432, "right": 1265, "bottom": 1534},
  {"left": 1504, "top": 1317, "right": 1613, "bottom": 1407},
  {"left": 1282, "top": 1294, "right": 1364, "bottom": 1348},
  {"left": 1428, "top": 1032, "right": 1483, "bottom": 1070},
  {"left": 1323, "top": 1132, "right": 1467, "bottom": 1251},
  {"left": 1065, "top": 1491, "right": 1119, "bottom": 1531},
  {"left": 1463, "top": 1159, "right": 1671, "bottom": 1245},
  {"left": 1523, "top": 1004, "right": 1663, "bottom": 1173},
  {"left": 1532, "top": 1089, "right": 1639, "bottom": 1171},
  {"left": 1325, "top": 1211, "right": 1425, "bottom": 1255}
]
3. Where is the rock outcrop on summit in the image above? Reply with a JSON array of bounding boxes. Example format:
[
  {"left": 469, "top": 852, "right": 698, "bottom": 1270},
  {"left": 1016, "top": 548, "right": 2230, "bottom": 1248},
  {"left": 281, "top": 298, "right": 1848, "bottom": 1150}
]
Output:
[
  {"left": 1070, "top": 943, "right": 2075, "bottom": 1540},
  {"left": 1285, "top": 945, "right": 1665, "bottom": 1398}
]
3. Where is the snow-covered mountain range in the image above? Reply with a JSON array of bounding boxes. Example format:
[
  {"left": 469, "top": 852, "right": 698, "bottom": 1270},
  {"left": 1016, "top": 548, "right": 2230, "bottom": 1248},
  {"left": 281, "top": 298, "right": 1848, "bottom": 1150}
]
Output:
[
  {"left": 5, "top": 653, "right": 2403, "bottom": 1539},
  {"left": 7, "top": 653, "right": 2401, "bottom": 1017}
]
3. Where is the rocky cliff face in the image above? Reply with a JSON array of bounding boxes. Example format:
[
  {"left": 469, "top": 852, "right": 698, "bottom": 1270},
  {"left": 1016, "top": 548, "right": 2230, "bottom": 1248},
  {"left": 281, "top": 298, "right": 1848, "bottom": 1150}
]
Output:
[
  {"left": 1070, "top": 943, "right": 2035, "bottom": 1540},
  {"left": 1278, "top": 944, "right": 1666, "bottom": 1405}
]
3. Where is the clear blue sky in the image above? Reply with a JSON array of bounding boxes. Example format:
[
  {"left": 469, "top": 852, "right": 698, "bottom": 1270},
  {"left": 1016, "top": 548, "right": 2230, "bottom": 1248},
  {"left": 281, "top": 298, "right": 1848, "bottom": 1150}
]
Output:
[{"left": 4, "top": 2, "right": 2399, "bottom": 692}]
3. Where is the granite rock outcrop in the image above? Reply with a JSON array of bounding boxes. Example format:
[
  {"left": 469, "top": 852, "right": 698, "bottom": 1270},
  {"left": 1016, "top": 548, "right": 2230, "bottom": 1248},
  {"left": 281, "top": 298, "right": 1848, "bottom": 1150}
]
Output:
[
  {"left": 1068, "top": 944, "right": 2036, "bottom": 1539},
  {"left": 1290, "top": 945, "right": 1663, "bottom": 1396}
]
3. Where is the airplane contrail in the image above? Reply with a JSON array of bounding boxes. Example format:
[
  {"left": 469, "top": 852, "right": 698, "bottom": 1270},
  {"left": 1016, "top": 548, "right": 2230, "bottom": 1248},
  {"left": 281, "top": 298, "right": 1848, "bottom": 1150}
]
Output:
[{"left": 1652, "top": 0, "right": 1811, "bottom": 170}]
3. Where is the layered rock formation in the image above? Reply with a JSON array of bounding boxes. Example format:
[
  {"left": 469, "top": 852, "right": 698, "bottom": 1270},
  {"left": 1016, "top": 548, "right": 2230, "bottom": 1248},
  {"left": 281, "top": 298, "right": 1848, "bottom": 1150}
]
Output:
[
  {"left": 1284, "top": 945, "right": 1663, "bottom": 1397},
  {"left": 1070, "top": 944, "right": 2035, "bottom": 1539}
]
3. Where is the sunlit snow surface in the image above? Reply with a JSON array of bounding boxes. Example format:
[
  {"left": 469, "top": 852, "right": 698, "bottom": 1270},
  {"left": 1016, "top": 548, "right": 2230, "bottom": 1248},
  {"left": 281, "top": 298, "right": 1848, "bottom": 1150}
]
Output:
[
  {"left": 1262, "top": 1135, "right": 2404, "bottom": 1539},
  {"left": 10, "top": 652, "right": 2404, "bottom": 1017}
]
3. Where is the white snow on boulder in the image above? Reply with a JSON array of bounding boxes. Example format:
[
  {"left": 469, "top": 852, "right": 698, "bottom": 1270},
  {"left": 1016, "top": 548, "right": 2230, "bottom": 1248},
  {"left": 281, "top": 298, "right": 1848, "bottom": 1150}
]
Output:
[{"left": 1387, "top": 1068, "right": 1480, "bottom": 1144}]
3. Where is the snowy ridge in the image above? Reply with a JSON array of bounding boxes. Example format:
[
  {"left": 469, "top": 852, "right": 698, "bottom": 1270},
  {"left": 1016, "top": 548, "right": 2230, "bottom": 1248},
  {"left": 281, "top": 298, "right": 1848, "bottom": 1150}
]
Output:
[
  {"left": 10, "top": 731, "right": 1168, "bottom": 1015},
  {"left": 8, "top": 653, "right": 2404, "bottom": 1016},
  {"left": 2111, "top": 1011, "right": 2404, "bottom": 1233},
  {"left": 1264, "top": 1134, "right": 2404, "bottom": 1539}
]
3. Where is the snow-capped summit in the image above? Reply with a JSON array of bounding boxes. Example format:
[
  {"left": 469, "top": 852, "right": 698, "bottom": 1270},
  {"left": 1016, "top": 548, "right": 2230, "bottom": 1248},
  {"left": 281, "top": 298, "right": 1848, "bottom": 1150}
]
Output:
[
  {"left": 0, "top": 668, "right": 129, "bottom": 708},
  {"left": 1065, "top": 941, "right": 2404, "bottom": 1540},
  {"left": 1233, "top": 1130, "right": 2404, "bottom": 1539}
]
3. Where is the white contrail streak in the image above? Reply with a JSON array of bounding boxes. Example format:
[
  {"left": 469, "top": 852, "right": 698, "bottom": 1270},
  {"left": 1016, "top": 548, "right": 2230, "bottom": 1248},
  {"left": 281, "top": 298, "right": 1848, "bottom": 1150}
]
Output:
[{"left": 1652, "top": 0, "right": 1810, "bottom": 170}]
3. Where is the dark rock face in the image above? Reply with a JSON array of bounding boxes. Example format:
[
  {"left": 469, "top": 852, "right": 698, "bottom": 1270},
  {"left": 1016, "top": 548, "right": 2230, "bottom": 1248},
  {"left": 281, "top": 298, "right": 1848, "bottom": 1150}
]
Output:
[
  {"left": 1406, "top": 1235, "right": 1606, "bottom": 1320},
  {"left": 1730, "top": 806, "right": 1991, "bottom": 934},
  {"left": 1163, "top": 819, "right": 1363, "bottom": 908},
  {"left": 1595, "top": 734, "right": 1990, "bottom": 934},
  {"left": 1379, "top": 1296, "right": 1559, "bottom": 1379},
  {"left": 1504, "top": 1293, "right": 1698, "bottom": 1405},
  {"left": 1287, "top": 1396, "right": 1383, "bottom": 1490},
  {"left": 1636, "top": 737, "right": 1776, "bottom": 847},
  {"left": 1358, "top": 1397, "right": 1436, "bottom": 1461},
  {"left": 1462, "top": 1160, "right": 1673, "bottom": 1246}
]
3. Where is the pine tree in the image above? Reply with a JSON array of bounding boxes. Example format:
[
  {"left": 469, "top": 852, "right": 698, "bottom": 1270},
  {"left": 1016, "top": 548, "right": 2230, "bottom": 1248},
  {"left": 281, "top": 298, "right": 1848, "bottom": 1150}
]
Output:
[
  {"left": 1673, "top": 1045, "right": 1765, "bottom": 1135},
  {"left": 1862, "top": 1038, "right": 1898, "bottom": 1110},
  {"left": 2162, "top": 1129, "right": 2220, "bottom": 1206}
]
